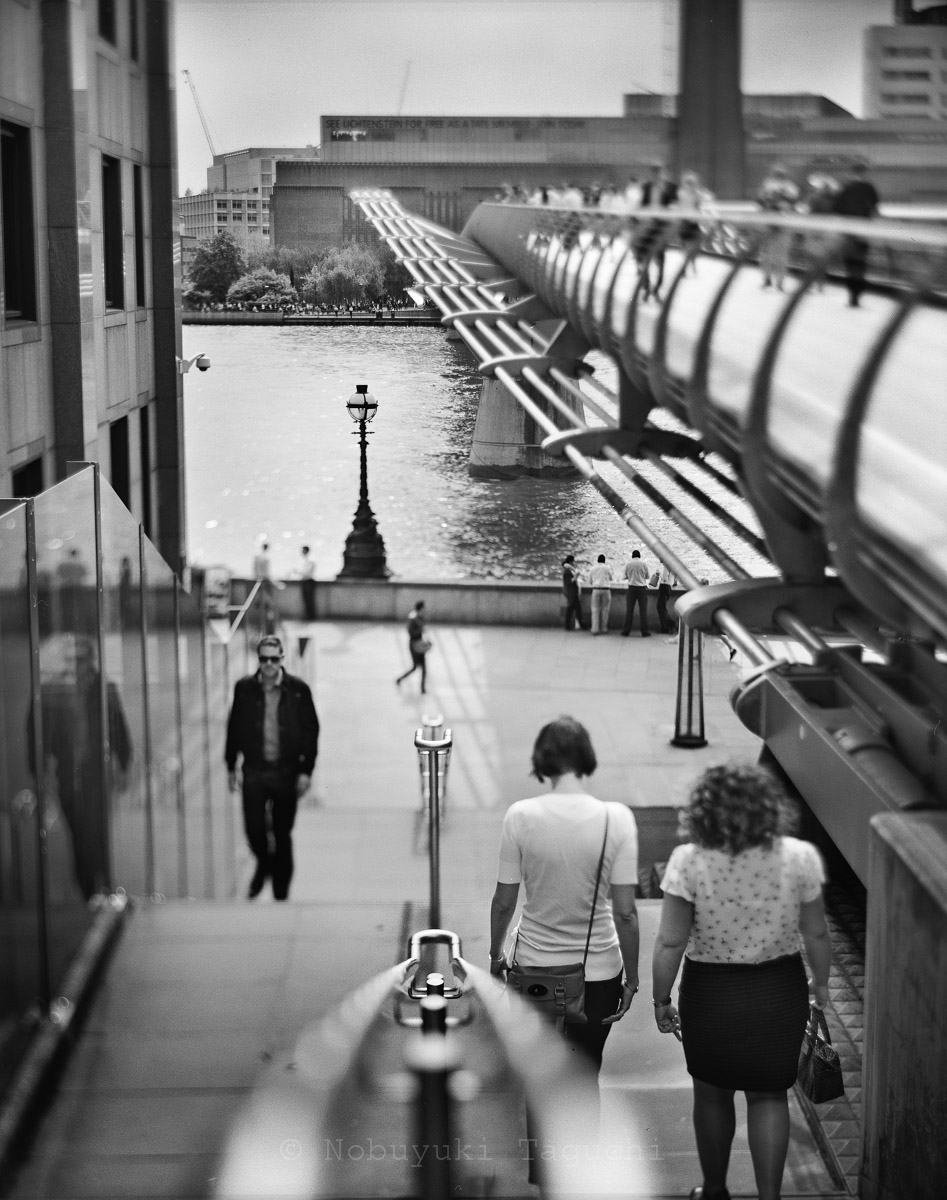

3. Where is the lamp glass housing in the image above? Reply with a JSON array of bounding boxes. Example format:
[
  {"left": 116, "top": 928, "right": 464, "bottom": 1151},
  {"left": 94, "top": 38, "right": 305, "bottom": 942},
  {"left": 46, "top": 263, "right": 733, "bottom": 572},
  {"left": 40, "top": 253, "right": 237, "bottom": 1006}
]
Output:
[{"left": 346, "top": 384, "right": 377, "bottom": 423}]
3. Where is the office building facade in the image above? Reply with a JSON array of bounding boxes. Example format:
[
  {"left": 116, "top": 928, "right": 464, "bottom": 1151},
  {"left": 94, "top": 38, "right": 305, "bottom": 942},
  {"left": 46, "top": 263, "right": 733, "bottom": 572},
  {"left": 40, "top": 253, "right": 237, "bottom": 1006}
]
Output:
[
  {"left": 865, "top": 23, "right": 947, "bottom": 119},
  {"left": 0, "top": 0, "right": 186, "bottom": 571}
]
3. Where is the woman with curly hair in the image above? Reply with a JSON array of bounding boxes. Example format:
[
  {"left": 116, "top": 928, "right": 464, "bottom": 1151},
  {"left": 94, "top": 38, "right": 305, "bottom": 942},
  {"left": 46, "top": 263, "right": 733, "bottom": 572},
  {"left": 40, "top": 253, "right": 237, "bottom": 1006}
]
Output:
[{"left": 651, "top": 764, "right": 831, "bottom": 1200}]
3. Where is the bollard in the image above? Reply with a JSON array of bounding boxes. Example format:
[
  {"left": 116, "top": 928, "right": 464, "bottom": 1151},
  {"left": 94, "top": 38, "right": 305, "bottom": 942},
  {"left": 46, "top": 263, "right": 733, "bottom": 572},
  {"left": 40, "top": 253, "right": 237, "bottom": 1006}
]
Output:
[
  {"left": 404, "top": 1021, "right": 463, "bottom": 1200},
  {"left": 415, "top": 720, "right": 453, "bottom": 927},
  {"left": 672, "top": 624, "right": 708, "bottom": 747},
  {"left": 420, "top": 994, "right": 448, "bottom": 1034},
  {"left": 425, "top": 972, "right": 446, "bottom": 997}
]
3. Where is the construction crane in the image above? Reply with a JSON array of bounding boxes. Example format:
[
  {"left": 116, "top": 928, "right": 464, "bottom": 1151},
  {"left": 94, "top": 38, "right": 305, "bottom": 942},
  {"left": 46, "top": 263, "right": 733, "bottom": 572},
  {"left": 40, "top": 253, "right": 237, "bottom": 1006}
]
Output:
[
  {"left": 181, "top": 68, "right": 218, "bottom": 157},
  {"left": 396, "top": 60, "right": 412, "bottom": 116}
]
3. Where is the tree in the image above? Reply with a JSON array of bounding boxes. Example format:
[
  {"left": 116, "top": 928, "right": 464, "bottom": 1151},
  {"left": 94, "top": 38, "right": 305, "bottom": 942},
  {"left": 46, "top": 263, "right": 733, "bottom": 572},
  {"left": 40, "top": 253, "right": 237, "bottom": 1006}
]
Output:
[
  {"left": 226, "top": 267, "right": 298, "bottom": 306},
  {"left": 188, "top": 231, "right": 246, "bottom": 303},
  {"left": 377, "top": 242, "right": 412, "bottom": 299},
  {"left": 246, "top": 242, "right": 322, "bottom": 287},
  {"left": 299, "top": 244, "right": 385, "bottom": 306}
]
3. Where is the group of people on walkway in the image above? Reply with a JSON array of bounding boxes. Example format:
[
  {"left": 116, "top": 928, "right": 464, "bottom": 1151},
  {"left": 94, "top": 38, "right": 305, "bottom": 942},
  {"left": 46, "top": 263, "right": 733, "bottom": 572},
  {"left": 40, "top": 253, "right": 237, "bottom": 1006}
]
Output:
[
  {"left": 490, "top": 716, "right": 832, "bottom": 1200},
  {"left": 563, "top": 551, "right": 679, "bottom": 637},
  {"left": 756, "top": 160, "right": 881, "bottom": 306}
]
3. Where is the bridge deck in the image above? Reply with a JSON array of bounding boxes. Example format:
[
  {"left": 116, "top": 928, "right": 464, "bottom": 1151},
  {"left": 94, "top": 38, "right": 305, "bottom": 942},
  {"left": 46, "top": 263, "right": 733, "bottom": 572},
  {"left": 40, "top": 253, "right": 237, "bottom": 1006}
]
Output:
[{"left": 5, "top": 622, "right": 853, "bottom": 1198}]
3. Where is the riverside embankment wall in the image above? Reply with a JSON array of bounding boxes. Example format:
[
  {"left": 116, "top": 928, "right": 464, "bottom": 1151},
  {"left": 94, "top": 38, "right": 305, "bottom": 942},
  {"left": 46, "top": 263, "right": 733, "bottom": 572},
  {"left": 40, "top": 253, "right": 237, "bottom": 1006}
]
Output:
[{"left": 225, "top": 576, "right": 680, "bottom": 630}]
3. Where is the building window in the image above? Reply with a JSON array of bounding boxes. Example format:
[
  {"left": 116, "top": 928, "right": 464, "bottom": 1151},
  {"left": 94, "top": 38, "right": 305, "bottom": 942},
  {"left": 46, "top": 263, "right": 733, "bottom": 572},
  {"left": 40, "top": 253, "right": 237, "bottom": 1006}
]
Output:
[
  {"left": 247, "top": 201, "right": 257, "bottom": 210},
  {"left": 882, "top": 45, "right": 932, "bottom": 57},
  {"left": 129, "top": 0, "right": 139, "bottom": 61},
  {"left": 232, "top": 213, "right": 243, "bottom": 221},
  {"left": 109, "top": 416, "right": 130, "bottom": 509},
  {"left": 102, "top": 155, "right": 124, "bottom": 309},
  {"left": 232, "top": 200, "right": 243, "bottom": 209},
  {"left": 133, "top": 164, "right": 145, "bottom": 307},
  {"left": 217, "top": 226, "right": 225, "bottom": 234},
  {"left": 1, "top": 120, "right": 38, "bottom": 322},
  {"left": 881, "top": 92, "right": 930, "bottom": 102},
  {"left": 882, "top": 69, "right": 932, "bottom": 80},
  {"left": 12, "top": 457, "right": 43, "bottom": 498},
  {"left": 99, "top": 0, "right": 116, "bottom": 43},
  {"left": 262, "top": 227, "right": 269, "bottom": 236}
]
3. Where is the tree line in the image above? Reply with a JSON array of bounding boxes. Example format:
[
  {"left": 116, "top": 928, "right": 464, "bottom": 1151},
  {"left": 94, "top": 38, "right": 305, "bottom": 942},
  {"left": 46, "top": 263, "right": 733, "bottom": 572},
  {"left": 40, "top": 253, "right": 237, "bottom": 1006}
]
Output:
[{"left": 183, "top": 232, "right": 415, "bottom": 309}]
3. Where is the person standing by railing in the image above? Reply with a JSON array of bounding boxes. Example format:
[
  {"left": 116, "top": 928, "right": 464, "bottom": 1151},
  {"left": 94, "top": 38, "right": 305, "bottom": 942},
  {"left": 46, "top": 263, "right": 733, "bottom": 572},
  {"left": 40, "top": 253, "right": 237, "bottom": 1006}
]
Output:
[
  {"left": 587, "top": 554, "right": 614, "bottom": 636},
  {"left": 561, "top": 554, "right": 588, "bottom": 631},
  {"left": 620, "top": 549, "right": 652, "bottom": 638},
  {"left": 832, "top": 161, "right": 880, "bottom": 308},
  {"left": 756, "top": 164, "right": 800, "bottom": 291}
]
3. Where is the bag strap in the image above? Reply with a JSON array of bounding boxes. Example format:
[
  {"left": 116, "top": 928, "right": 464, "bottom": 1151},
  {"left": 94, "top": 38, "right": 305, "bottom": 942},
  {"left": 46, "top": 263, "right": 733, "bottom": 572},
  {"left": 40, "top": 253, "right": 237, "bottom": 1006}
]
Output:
[
  {"left": 809, "top": 1004, "right": 832, "bottom": 1044},
  {"left": 582, "top": 810, "right": 609, "bottom": 967}
]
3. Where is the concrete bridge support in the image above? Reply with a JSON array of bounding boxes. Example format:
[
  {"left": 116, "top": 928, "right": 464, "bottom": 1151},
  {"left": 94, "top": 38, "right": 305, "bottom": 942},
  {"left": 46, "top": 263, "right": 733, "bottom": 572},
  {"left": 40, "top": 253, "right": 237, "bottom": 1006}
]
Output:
[{"left": 468, "top": 377, "right": 582, "bottom": 479}]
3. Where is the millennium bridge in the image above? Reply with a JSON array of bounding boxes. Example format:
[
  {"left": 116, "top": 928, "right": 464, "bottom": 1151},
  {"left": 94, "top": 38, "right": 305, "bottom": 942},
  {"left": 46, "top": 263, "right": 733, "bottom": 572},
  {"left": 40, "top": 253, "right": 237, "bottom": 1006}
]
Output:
[{"left": 1, "top": 195, "right": 946, "bottom": 1200}]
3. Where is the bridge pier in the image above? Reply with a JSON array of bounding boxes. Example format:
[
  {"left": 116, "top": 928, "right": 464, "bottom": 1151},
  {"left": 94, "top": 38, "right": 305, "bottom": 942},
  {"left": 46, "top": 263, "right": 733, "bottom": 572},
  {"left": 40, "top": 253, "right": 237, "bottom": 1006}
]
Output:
[{"left": 468, "top": 377, "right": 583, "bottom": 479}]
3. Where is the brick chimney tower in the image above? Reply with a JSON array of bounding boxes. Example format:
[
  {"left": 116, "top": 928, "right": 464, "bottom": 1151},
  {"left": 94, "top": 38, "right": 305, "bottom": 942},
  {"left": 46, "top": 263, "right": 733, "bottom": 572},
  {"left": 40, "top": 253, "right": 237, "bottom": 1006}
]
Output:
[{"left": 674, "top": 0, "right": 746, "bottom": 199}]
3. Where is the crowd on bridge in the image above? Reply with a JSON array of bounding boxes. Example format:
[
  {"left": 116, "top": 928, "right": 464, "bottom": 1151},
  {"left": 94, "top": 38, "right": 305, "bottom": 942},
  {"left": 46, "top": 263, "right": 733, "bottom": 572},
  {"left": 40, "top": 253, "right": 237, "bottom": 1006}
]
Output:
[{"left": 495, "top": 159, "right": 881, "bottom": 307}]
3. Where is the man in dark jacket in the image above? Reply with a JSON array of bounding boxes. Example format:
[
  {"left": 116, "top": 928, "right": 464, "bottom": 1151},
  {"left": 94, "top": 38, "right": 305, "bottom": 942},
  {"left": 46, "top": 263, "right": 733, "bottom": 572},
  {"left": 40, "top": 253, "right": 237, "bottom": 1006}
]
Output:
[
  {"left": 226, "top": 635, "right": 319, "bottom": 900},
  {"left": 832, "top": 161, "right": 880, "bottom": 307}
]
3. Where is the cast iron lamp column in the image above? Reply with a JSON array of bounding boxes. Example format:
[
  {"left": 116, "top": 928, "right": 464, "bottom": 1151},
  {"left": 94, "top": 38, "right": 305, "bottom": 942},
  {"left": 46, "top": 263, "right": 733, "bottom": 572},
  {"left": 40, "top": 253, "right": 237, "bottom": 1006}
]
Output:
[{"left": 337, "top": 384, "right": 392, "bottom": 579}]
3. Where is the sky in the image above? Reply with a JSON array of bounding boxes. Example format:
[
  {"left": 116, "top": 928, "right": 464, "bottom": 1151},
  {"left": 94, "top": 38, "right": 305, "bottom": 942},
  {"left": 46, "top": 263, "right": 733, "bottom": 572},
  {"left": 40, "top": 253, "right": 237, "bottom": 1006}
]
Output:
[{"left": 174, "top": 0, "right": 896, "bottom": 194}]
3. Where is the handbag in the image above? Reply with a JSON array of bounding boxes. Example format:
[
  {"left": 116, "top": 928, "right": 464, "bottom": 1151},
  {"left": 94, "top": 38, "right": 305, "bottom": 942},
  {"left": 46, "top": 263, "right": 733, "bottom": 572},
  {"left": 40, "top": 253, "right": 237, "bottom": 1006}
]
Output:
[
  {"left": 648, "top": 571, "right": 660, "bottom": 588},
  {"left": 411, "top": 637, "right": 432, "bottom": 654},
  {"left": 505, "top": 812, "right": 609, "bottom": 1032},
  {"left": 797, "top": 1004, "right": 844, "bottom": 1104}
]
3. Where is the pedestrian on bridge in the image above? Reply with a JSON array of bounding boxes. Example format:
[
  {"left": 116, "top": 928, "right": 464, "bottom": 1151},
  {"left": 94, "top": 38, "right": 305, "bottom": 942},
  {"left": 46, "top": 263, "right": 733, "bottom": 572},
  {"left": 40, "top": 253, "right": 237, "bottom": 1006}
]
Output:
[
  {"left": 651, "top": 763, "right": 832, "bottom": 1200},
  {"left": 226, "top": 635, "right": 319, "bottom": 901},
  {"left": 832, "top": 161, "right": 880, "bottom": 308}
]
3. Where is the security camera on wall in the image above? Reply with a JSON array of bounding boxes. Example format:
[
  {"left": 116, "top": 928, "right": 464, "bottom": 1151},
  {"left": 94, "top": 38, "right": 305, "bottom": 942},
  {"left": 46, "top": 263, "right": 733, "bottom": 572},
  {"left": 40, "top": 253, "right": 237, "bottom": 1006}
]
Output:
[{"left": 195, "top": 355, "right": 211, "bottom": 372}]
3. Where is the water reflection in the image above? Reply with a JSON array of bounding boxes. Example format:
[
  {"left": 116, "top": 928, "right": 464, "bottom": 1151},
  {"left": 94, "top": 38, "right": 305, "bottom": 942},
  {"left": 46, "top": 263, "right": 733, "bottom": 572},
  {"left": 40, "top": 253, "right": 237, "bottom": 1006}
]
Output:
[{"left": 183, "top": 326, "right": 764, "bottom": 584}]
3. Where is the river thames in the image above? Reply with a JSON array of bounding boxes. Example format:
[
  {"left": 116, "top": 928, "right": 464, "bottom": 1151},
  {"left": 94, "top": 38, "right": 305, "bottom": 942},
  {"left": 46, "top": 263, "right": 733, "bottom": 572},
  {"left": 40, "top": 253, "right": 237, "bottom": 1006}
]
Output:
[{"left": 182, "top": 325, "right": 768, "bottom": 584}]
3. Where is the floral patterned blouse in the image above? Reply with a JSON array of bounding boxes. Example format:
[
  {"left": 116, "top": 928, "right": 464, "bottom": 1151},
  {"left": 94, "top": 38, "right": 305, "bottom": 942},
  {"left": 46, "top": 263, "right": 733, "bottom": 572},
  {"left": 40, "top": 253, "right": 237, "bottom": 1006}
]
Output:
[{"left": 660, "top": 836, "right": 825, "bottom": 964}]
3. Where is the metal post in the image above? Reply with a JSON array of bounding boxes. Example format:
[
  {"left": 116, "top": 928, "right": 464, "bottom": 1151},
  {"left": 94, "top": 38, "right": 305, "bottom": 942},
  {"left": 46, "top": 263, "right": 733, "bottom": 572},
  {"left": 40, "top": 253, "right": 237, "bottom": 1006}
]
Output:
[
  {"left": 404, "top": 1000, "right": 460, "bottom": 1200},
  {"left": 672, "top": 624, "right": 708, "bottom": 748},
  {"left": 415, "top": 720, "right": 452, "bottom": 928}
]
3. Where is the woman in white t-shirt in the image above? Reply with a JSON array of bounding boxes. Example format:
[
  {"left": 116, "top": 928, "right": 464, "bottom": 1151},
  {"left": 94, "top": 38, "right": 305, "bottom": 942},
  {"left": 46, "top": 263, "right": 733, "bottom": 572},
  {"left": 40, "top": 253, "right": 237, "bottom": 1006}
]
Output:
[
  {"left": 489, "top": 716, "right": 641, "bottom": 1066},
  {"left": 651, "top": 764, "right": 832, "bottom": 1200}
]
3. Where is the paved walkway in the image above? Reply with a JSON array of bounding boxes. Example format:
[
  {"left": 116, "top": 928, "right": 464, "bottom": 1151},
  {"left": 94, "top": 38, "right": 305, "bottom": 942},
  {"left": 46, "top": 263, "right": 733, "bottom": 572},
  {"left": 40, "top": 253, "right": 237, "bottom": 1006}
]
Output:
[{"left": 5, "top": 622, "right": 843, "bottom": 1199}]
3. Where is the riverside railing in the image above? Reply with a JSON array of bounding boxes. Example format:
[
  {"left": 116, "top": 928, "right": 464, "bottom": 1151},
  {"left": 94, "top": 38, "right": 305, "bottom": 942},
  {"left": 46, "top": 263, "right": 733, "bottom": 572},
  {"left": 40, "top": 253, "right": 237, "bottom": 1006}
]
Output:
[{"left": 0, "top": 464, "right": 243, "bottom": 1102}]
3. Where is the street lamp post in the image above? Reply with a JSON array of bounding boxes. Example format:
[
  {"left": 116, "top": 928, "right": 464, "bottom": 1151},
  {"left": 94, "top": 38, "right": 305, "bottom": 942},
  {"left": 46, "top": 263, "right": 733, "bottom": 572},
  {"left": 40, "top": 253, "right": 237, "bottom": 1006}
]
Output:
[{"left": 337, "top": 384, "right": 391, "bottom": 579}]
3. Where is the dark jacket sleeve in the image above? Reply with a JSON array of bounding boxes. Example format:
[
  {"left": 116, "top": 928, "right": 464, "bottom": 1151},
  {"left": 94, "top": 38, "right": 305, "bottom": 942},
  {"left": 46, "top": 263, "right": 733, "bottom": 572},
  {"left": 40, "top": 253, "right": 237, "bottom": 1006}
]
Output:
[
  {"left": 225, "top": 678, "right": 247, "bottom": 771},
  {"left": 296, "top": 680, "right": 319, "bottom": 775}
]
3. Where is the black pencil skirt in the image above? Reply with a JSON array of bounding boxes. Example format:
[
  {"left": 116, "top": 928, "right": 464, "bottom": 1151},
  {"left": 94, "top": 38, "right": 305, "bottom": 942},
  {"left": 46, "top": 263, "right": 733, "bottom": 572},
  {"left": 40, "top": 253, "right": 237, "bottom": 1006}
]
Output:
[{"left": 678, "top": 953, "right": 809, "bottom": 1092}]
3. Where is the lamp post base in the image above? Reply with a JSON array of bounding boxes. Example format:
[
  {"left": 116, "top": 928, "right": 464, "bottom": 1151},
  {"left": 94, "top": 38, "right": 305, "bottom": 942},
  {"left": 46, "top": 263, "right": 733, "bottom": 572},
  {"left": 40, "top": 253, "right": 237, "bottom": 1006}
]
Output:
[{"left": 337, "top": 511, "right": 391, "bottom": 579}]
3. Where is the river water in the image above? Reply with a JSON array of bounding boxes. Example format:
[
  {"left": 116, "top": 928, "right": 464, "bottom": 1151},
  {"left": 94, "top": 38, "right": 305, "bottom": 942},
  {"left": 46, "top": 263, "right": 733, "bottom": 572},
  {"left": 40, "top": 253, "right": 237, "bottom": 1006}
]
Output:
[{"left": 182, "top": 325, "right": 768, "bottom": 584}]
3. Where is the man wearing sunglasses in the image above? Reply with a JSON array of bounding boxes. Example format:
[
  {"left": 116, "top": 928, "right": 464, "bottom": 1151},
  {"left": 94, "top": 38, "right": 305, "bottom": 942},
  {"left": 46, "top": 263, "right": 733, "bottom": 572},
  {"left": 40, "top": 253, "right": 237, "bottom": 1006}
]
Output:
[{"left": 225, "top": 636, "right": 319, "bottom": 900}]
